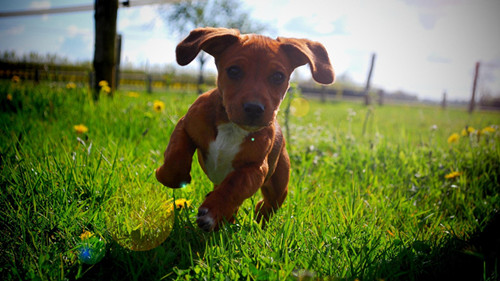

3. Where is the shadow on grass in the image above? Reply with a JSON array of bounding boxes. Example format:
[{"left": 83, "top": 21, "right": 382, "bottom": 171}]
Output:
[
  {"left": 76, "top": 209, "right": 208, "bottom": 280},
  {"left": 372, "top": 213, "right": 500, "bottom": 281},
  {"left": 74, "top": 210, "right": 500, "bottom": 280}
]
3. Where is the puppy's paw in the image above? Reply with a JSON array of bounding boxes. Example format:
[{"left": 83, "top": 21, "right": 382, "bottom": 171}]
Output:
[
  {"left": 196, "top": 198, "right": 238, "bottom": 232},
  {"left": 196, "top": 207, "right": 215, "bottom": 232}
]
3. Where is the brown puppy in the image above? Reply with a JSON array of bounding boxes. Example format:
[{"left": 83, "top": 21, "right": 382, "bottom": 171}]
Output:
[{"left": 156, "top": 27, "right": 334, "bottom": 231}]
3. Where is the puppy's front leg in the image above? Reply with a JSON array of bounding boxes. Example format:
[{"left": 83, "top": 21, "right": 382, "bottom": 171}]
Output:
[
  {"left": 196, "top": 164, "right": 268, "bottom": 231},
  {"left": 156, "top": 117, "right": 196, "bottom": 189}
]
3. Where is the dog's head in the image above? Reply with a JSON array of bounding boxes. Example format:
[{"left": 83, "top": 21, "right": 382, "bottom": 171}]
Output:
[{"left": 176, "top": 27, "right": 334, "bottom": 131}]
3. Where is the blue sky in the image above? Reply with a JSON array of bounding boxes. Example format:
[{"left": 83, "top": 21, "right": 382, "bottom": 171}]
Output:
[{"left": 1, "top": 0, "right": 499, "bottom": 101}]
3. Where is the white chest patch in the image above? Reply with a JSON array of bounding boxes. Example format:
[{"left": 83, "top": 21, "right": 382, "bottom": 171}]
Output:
[{"left": 205, "top": 122, "right": 249, "bottom": 185}]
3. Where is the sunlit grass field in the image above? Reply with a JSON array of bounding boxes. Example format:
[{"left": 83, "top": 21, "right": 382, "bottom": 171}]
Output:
[{"left": 1, "top": 80, "right": 499, "bottom": 280}]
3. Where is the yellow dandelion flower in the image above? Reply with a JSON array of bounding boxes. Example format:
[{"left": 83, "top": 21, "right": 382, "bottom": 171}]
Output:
[
  {"left": 173, "top": 199, "right": 191, "bottom": 209},
  {"left": 447, "top": 133, "right": 459, "bottom": 144},
  {"left": 127, "top": 91, "right": 140, "bottom": 98},
  {"left": 101, "top": 85, "right": 111, "bottom": 93},
  {"left": 80, "top": 230, "right": 94, "bottom": 240},
  {"left": 66, "top": 82, "right": 76, "bottom": 89},
  {"left": 11, "top": 75, "right": 20, "bottom": 83},
  {"left": 461, "top": 127, "right": 475, "bottom": 136},
  {"left": 153, "top": 100, "right": 165, "bottom": 112},
  {"left": 445, "top": 171, "right": 462, "bottom": 179},
  {"left": 74, "top": 124, "right": 89, "bottom": 134},
  {"left": 481, "top": 126, "right": 495, "bottom": 134},
  {"left": 6, "top": 93, "right": 13, "bottom": 101},
  {"left": 98, "top": 80, "right": 108, "bottom": 87}
]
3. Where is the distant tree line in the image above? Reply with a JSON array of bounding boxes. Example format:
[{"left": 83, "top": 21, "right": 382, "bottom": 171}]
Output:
[
  {"left": 1, "top": 50, "right": 91, "bottom": 69},
  {"left": 0, "top": 50, "right": 419, "bottom": 104}
]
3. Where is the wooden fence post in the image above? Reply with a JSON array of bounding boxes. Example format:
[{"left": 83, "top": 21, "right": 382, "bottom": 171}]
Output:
[
  {"left": 468, "top": 62, "right": 480, "bottom": 113},
  {"left": 147, "top": 75, "right": 152, "bottom": 93},
  {"left": 34, "top": 68, "right": 40, "bottom": 84},
  {"left": 115, "top": 34, "right": 122, "bottom": 90},
  {"left": 88, "top": 71, "right": 95, "bottom": 91},
  {"left": 441, "top": 91, "right": 447, "bottom": 109},
  {"left": 93, "top": 0, "right": 118, "bottom": 100},
  {"left": 364, "top": 53, "right": 376, "bottom": 105},
  {"left": 320, "top": 85, "right": 326, "bottom": 103},
  {"left": 378, "top": 90, "right": 384, "bottom": 106}
]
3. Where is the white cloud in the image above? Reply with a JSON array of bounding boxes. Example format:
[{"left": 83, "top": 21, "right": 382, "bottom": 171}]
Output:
[
  {"left": 284, "top": 15, "right": 344, "bottom": 36},
  {"left": 66, "top": 25, "right": 91, "bottom": 38},
  {"left": 66, "top": 25, "right": 79, "bottom": 38},
  {"left": 29, "top": 0, "right": 51, "bottom": 20},
  {"left": 118, "top": 5, "right": 175, "bottom": 67},
  {"left": 121, "top": 36, "right": 175, "bottom": 67},
  {"left": 29, "top": 1, "right": 51, "bottom": 9},
  {"left": 118, "top": 5, "right": 165, "bottom": 31},
  {"left": 57, "top": 25, "right": 93, "bottom": 59},
  {"left": 254, "top": 0, "right": 500, "bottom": 100},
  {"left": 6, "top": 25, "right": 26, "bottom": 35},
  {"left": 5, "top": 0, "right": 496, "bottom": 100}
]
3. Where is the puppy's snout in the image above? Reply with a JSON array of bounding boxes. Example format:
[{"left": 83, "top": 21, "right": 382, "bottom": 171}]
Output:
[{"left": 243, "top": 102, "right": 265, "bottom": 120}]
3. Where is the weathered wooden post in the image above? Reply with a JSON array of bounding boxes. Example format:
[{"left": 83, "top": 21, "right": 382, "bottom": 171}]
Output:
[
  {"left": 441, "top": 90, "right": 447, "bottom": 109},
  {"left": 378, "top": 89, "right": 384, "bottom": 106},
  {"left": 93, "top": 0, "right": 118, "bottom": 100},
  {"left": 364, "top": 53, "right": 376, "bottom": 105},
  {"left": 468, "top": 62, "right": 480, "bottom": 113},
  {"left": 147, "top": 74, "right": 153, "bottom": 94},
  {"left": 34, "top": 68, "right": 40, "bottom": 84},
  {"left": 88, "top": 71, "right": 94, "bottom": 90},
  {"left": 115, "top": 34, "right": 122, "bottom": 90},
  {"left": 197, "top": 53, "right": 206, "bottom": 95}
]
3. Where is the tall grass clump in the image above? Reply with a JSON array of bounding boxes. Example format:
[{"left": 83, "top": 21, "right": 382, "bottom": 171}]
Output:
[{"left": 1, "top": 80, "right": 499, "bottom": 280}]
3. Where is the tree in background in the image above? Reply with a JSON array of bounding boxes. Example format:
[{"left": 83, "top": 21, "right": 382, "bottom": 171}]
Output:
[{"left": 161, "top": 0, "right": 268, "bottom": 94}]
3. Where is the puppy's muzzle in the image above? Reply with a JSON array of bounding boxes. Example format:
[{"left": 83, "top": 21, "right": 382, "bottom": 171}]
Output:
[{"left": 243, "top": 102, "right": 265, "bottom": 120}]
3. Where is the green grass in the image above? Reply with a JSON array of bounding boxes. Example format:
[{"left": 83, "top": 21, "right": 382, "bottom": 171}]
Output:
[{"left": 1, "top": 80, "right": 499, "bottom": 280}]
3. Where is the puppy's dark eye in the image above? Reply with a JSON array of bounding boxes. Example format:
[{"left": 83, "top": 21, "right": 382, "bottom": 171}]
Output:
[
  {"left": 270, "top": 72, "right": 285, "bottom": 85},
  {"left": 226, "top": 65, "right": 243, "bottom": 80}
]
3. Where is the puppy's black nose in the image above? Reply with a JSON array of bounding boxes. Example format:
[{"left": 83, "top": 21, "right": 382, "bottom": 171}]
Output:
[{"left": 243, "top": 102, "right": 265, "bottom": 119}]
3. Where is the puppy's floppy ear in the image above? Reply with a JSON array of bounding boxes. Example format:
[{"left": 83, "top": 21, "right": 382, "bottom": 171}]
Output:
[
  {"left": 176, "top": 27, "right": 240, "bottom": 66},
  {"left": 277, "top": 37, "right": 335, "bottom": 85}
]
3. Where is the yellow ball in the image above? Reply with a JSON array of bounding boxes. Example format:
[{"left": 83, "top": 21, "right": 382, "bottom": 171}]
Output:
[
  {"left": 105, "top": 184, "right": 175, "bottom": 251},
  {"left": 290, "top": 97, "right": 310, "bottom": 117}
]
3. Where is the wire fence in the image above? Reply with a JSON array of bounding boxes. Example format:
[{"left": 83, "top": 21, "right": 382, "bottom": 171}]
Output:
[{"left": 477, "top": 61, "right": 500, "bottom": 109}]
